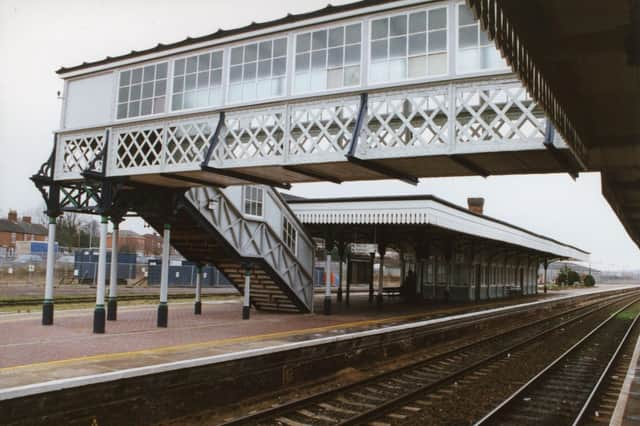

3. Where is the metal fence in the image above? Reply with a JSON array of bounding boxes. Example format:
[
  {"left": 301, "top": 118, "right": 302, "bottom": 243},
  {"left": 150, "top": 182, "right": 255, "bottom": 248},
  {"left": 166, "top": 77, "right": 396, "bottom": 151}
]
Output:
[{"left": 0, "top": 258, "right": 231, "bottom": 287}]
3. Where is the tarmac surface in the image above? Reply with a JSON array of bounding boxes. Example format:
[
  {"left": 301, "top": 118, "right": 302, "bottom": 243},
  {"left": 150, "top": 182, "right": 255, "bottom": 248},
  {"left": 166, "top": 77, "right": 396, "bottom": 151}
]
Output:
[{"left": 0, "top": 284, "right": 635, "bottom": 396}]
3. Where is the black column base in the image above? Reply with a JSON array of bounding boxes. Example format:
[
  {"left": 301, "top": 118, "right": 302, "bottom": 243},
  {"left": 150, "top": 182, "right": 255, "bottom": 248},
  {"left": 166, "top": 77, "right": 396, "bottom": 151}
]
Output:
[
  {"left": 323, "top": 295, "right": 332, "bottom": 315},
  {"left": 337, "top": 287, "right": 343, "bottom": 302},
  {"left": 194, "top": 301, "right": 202, "bottom": 315},
  {"left": 368, "top": 286, "right": 374, "bottom": 304},
  {"left": 107, "top": 298, "right": 117, "bottom": 321},
  {"left": 93, "top": 306, "right": 106, "bottom": 334},
  {"left": 376, "top": 292, "right": 383, "bottom": 309},
  {"left": 157, "top": 303, "right": 168, "bottom": 327},
  {"left": 242, "top": 305, "right": 250, "bottom": 320},
  {"left": 42, "top": 302, "right": 54, "bottom": 326}
]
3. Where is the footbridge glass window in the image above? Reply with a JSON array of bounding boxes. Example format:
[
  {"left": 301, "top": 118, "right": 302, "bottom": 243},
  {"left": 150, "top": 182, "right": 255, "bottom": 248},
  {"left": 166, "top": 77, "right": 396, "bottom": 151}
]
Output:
[
  {"left": 293, "top": 23, "right": 362, "bottom": 93},
  {"left": 243, "top": 185, "right": 264, "bottom": 217},
  {"left": 171, "top": 50, "right": 224, "bottom": 111},
  {"left": 456, "top": 3, "right": 507, "bottom": 73},
  {"left": 228, "top": 37, "right": 287, "bottom": 103},
  {"left": 117, "top": 62, "right": 168, "bottom": 119},
  {"left": 283, "top": 217, "right": 297, "bottom": 254},
  {"left": 369, "top": 6, "right": 448, "bottom": 84}
]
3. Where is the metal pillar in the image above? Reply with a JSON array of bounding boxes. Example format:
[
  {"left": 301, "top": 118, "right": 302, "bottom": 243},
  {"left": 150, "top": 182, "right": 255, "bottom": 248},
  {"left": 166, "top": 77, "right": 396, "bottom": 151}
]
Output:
[
  {"left": 346, "top": 252, "right": 352, "bottom": 307},
  {"left": 243, "top": 264, "right": 251, "bottom": 320},
  {"left": 324, "top": 252, "right": 332, "bottom": 315},
  {"left": 337, "top": 242, "right": 346, "bottom": 303},
  {"left": 377, "top": 246, "right": 386, "bottom": 308},
  {"left": 93, "top": 216, "right": 108, "bottom": 334},
  {"left": 543, "top": 259, "right": 548, "bottom": 294},
  {"left": 368, "top": 252, "right": 375, "bottom": 304},
  {"left": 42, "top": 216, "right": 56, "bottom": 325},
  {"left": 157, "top": 224, "right": 170, "bottom": 328},
  {"left": 194, "top": 265, "right": 202, "bottom": 315},
  {"left": 107, "top": 221, "right": 120, "bottom": 321}
]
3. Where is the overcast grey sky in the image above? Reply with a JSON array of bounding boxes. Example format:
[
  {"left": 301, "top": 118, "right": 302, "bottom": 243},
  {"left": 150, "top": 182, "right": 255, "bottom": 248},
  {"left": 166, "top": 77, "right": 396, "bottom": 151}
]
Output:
[{"left": 1, "top": 0, "right": 639, "bottom": 270}]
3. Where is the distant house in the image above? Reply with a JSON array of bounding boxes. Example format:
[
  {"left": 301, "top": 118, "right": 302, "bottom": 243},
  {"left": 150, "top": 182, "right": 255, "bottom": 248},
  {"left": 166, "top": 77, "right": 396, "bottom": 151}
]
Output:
[{"left": 0, "top": 210, "right": 47, "bottom": 256}]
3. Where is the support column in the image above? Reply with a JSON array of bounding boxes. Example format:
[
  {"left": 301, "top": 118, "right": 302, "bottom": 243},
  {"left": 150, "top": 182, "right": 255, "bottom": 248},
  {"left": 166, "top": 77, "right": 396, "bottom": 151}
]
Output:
[
  {"left": 194, "top": 265, "right": 203, "bottom": 315},
  {"left": 93, "top": 216, "right": 108, "bottom": 334},
  {"left": 346, "top": 252, "right": 352, "bottom": 307},
  {"left": 337, "top": 242, "right": 345, "bottom": 303},
  {"left": 368, "top": 252, "right": 375, "bottom": 304},
  {"left": 42, "top": 216, "right": 57, "bottom": 326},
  {"left": 543, "top": 259, "right": 548, "bottom": 294},
  {"left": 324, "top": 249, "right": 332, "bottom": 315},
  {"left": 107, "top": 220, "right": 120, "bottom": 321},
  {"left": 243, "top": 264, "right": 251, "bottom": 320},
  {"left": 377, "top": 245, "right": 386, "bottom": 308},
  {"left": 157, "top": 224, "right": 170, "bottom": 328}
]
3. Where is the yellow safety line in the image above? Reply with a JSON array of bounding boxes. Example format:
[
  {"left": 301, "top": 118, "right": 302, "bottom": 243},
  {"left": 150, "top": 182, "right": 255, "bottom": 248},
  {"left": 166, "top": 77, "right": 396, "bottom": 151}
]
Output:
[{"left": 0, "top": 310, "right": 438, "bottom": 373}]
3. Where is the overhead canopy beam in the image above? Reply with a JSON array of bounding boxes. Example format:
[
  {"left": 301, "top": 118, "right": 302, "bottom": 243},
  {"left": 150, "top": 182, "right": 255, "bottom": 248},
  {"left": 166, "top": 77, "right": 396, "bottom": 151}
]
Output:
[
  {"left": 282, "top": 165, "right": 342, "bottom": 184},
  {"left": 449, "top": 155, "right": 489, "bottom": 178},
  {"left": 345, "top": 93, "right": 418, "bottom": 186},
  {"left": 159, "top": 173, "right": 226, "bottom": 188}
]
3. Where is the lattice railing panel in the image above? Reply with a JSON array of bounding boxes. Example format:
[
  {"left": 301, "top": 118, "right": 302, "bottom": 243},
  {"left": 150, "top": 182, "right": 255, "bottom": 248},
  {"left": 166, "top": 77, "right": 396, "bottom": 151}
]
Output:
[
  {"left": 361, "top": 87, "right": 450, "bottom": 157},
  {"left": 57, "top": 132, "right": 105, "bottom": 179},
  {"left": 288, "top": 97, "right": 360, "bottom": 160},
  {"left": 212, "top": 109, "right": 285, "bottom": 166},
  {"left": 165, "top": 116, "right": 218, "bottom": 169},
  {"left": 114, "top": 125, "right": 164, "bottom": 171},
  {"left": 455, "top": 83, "right": 546, "bottom": 145}
]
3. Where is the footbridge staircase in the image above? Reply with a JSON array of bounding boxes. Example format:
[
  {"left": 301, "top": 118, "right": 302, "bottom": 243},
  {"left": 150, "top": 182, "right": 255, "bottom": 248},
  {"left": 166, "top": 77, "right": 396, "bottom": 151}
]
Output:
[{"left": 140, "top": 185, "right": 314, "bottom": 313}]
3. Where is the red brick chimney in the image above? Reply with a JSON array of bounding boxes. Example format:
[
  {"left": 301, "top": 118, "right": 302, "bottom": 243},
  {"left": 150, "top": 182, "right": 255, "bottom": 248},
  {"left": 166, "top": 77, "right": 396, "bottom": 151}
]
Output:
[
  {"left": 7, "top": 210, "right": 18, "bottom": 223},
  {"left": 22, "top": 216, "right": 31, "bottom": 224},
  {"left": 467, "top": 197, "right": 485, "bottom": 215}
]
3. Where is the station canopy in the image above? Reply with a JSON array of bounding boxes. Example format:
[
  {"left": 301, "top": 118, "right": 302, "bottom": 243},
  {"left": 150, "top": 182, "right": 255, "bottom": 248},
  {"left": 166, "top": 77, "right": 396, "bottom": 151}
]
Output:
[{"left": 286, "top": 194, "right": 589, "bottom": 262}]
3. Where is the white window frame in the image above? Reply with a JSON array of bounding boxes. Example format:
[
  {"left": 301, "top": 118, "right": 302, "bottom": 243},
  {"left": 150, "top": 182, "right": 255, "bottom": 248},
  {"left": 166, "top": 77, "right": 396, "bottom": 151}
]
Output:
[
  {"left": 367, "top": 4, "right": 450, "bottom": 87},
  {"left": 225, "top": 35, "right": 289, "bottom": 105},
  {"left": 242, "top": 185, "right": 265, "bottom": 218},
  {"left": 115, "top": 61, "right": 169, "bottom": 121},
  {"left": 292, "top": 21, "right": 364, "bottom": 95},
  {"left": 169, "top": 48, "right": 226, "bottom": 113},
  {"left": 455, "top": 1, "right": 509, "bottom": 75},
  {"left": 282, "top": 216, "right": 297, "bottom": 255}
]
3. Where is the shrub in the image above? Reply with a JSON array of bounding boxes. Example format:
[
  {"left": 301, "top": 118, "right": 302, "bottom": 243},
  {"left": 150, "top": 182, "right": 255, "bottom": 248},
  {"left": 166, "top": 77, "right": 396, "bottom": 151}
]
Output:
[
  {"left": 567, "top": 270, "right": 580, "bottom": 286},
  {"left": 556, "top": 271, "right": 567, "bottom": 285},
  {"left": 584, "top": 274, "right": 596, "bottom": 287}
]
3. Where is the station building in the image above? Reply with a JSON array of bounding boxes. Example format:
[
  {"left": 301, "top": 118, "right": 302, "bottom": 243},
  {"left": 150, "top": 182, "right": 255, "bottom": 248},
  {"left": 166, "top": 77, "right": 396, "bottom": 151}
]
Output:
[{"left": 286, "top": 194, "right": 588, "bottom": 309}]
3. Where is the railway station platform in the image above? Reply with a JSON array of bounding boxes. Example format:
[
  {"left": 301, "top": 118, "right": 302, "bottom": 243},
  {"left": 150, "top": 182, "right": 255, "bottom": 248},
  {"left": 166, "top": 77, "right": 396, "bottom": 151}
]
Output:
[{"left": 0, "top": 284, "right": 634, "bottom": 399}]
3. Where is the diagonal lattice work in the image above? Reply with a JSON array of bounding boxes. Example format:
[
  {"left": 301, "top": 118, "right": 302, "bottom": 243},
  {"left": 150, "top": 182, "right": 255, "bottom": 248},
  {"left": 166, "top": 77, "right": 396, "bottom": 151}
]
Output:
[
  {"left": 360, "top": 87, "right": 450, "bottom": 158},
  {"left": 288, "top": 97, "right": 360, "bottom": 161},
  {"left": 165, "top": 116, "right": 218, "bottom": 171},
  {"left": 56, "top": 132, "right": 105, "bottom": 179},
  {"left": 186, "top": 185, "right": 314, "bottom": 312},
  {"left": 113, "top": 125, "right": 164, "bottom": 172},
  {"left": 455, "top": 81, "right": 546, "bottom": 146},
  {"left": 54, "top": 78, "right": 560, "bottom": 180},
  {"left": 212, "top": 108, "right": 286, "bottom": 166}
]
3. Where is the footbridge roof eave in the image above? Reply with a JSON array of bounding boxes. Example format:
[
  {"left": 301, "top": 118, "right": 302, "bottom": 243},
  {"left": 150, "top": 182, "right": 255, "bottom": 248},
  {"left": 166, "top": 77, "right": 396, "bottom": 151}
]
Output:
[{"left": 286, "top": 194, "right": 589, "bottom": 262}]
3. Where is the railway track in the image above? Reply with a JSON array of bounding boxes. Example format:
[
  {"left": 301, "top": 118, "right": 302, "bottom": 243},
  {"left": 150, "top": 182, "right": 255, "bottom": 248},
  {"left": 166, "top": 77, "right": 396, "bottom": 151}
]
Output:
[
  {"left": 221, "top": 291, "right": 640, "bottom": 426},
  {"left": 477, "top": 298, "right": 640, "bottom": 426}
]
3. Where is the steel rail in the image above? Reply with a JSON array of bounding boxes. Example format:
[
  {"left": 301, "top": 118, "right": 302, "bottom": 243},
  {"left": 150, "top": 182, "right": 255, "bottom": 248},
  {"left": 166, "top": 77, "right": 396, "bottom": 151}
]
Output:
[
  {"left": 475, "top": 297, "right": 640, "bottom": 426},
  {"left": 572, "top": 314, "right": 640, "bottom": 425},
  {"left": 220, "top": 291, "right": 639, "bottom": 426}
]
